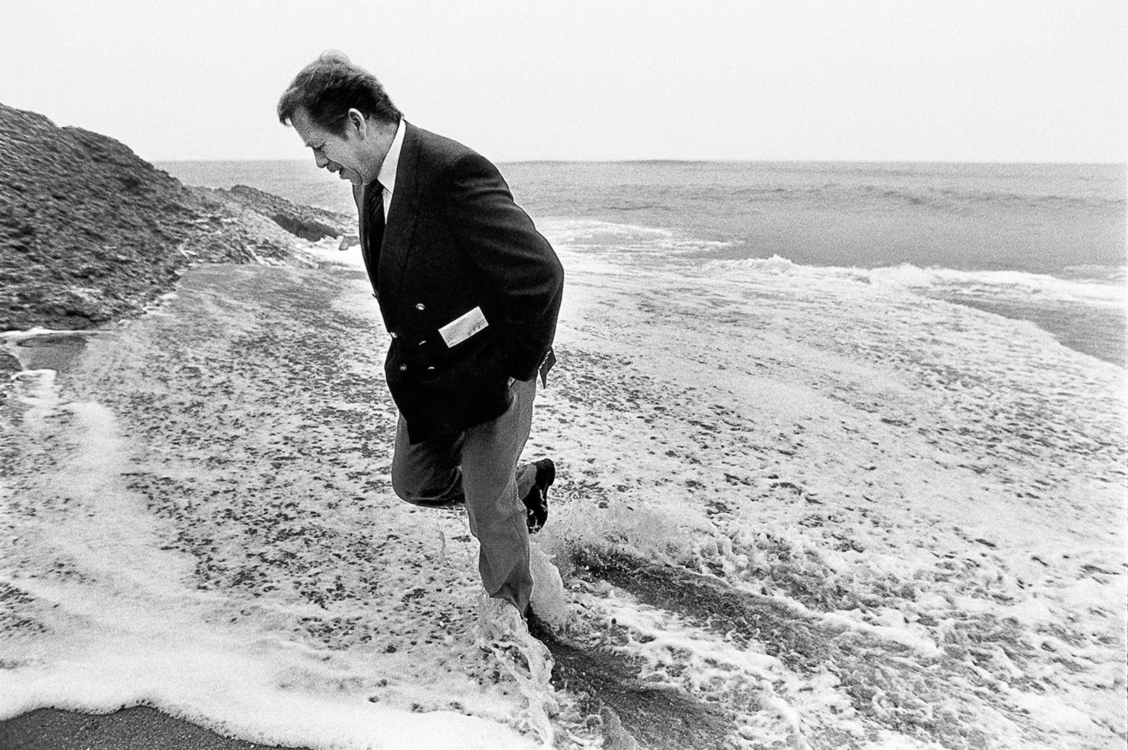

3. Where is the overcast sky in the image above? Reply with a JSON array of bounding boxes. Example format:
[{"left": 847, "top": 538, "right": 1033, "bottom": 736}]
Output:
[{"left": 1, "top": 0, "right": 1124, "bottom": 164}]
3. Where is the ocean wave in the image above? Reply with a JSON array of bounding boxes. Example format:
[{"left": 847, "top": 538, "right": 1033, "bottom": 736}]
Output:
[
  {"left": 855, "top": 185, "right": 1124, "bottom": 212},
  {"left": 541, "top": 218, "right": 732, "bottom": 256},
  {"left": 707, "top": 257, "right": 1126, "bottom": 306},
  {"left": 542, "top": 217, "right": 673, "bottom": 242},
  {"left": 705, "top": 182, "right": 1124, "bottom": 213},
  {"left": 543, "top": 217, "right": 1125, "bottom": 312},
  {"left": 710, "top": 253, "right": 802, "bottom": 275},
  {"left": 701, "top": 256, "right": 1126, "bottom": 365},
  {"left": 861, "top": 264, "right": 1127, "bottom": 306}
]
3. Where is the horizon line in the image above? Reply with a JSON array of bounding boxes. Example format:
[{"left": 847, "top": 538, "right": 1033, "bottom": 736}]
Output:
[{"left": 152, "top": 157, "right": 1128, "bottom": 168}]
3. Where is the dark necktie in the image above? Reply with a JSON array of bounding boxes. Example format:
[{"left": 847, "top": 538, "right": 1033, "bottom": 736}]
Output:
[{"left": 362, "top": 181, "right": 385, "bottom": 289}]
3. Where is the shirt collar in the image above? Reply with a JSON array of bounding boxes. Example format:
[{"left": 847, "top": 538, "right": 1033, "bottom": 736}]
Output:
[{"left": 377, "top": 118, "right": 406, "bottom": 196}]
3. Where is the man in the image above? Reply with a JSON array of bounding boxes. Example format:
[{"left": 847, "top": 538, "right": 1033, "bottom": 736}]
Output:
[{"left": 277, "top": 52, "right": 563, "bottom": 626}]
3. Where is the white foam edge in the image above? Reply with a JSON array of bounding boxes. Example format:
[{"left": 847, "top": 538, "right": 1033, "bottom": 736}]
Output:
[
  {"left": 0, "top": 660, "right": 541, "bottom": 750},
  {"left": 706, "top": 257, "right": 1126, "bottom": 305}
]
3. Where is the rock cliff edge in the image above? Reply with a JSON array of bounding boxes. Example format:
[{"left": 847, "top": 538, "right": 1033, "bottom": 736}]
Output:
[{"left": 0, "top": 102, "right": 351, "bottom": 334}]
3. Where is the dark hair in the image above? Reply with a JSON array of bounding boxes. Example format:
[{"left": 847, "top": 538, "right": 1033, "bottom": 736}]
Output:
[{"left": 277, "top": 58, "right": 402, "bottom": 133}]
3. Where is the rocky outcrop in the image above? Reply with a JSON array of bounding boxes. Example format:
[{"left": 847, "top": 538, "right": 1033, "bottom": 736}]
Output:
[
  {"left": 213, "top": 184, "right": 351, "bottom": 242},
  {"left": 0, "top": 102, "right": 347, "bottom": 333}
]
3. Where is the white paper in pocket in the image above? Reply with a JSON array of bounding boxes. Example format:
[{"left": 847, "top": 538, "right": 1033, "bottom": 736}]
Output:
[{"left": 439, "top": 306, "right": 489, "bottom": 348}]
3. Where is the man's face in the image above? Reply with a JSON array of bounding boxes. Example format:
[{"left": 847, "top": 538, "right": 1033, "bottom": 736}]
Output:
[{"left": 291, "top": 107, "right": 370, "bottom": 185}]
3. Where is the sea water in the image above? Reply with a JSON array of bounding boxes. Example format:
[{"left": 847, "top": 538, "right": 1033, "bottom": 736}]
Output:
[{"left": 161, "top": 159, "right": 1126, "bottom": 366}]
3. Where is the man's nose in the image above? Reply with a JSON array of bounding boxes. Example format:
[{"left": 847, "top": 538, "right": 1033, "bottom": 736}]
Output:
[{"left": 314, "top": 151, "right": 329, "bottom": 168}]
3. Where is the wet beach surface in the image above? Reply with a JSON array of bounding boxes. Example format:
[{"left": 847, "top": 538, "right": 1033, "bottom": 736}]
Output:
[
  {"left": 1, "top": 237, "right": 1125, "bottom": 749},
  {"left": 0, "top": 706, "right": 312, "bottom": 750}
]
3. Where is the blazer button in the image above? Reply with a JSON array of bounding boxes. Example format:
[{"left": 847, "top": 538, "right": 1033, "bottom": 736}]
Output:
[
  {"left": 399, "top": 364, "right": 407, "bottom": 372},
  {"left": 417, "top": 339, "right": 427, "bottom": 346},
  {"left": 415, "top": 303, "right": 426, "bottom": 311}
]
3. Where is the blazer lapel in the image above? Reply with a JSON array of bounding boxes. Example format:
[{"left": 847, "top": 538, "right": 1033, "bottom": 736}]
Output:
[{"left": 378, "top": 122, "right": 422, "bottom": 308}]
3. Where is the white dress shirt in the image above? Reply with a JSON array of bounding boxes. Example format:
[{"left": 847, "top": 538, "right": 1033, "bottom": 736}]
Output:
[{"left": 376, "top": 118, "right": 407, "bottom": 216}]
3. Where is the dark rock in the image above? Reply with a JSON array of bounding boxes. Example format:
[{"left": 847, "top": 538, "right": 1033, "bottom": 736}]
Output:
[
  {"left": 216, "top": 184, "right": 350, "bottom": 242},
  {"left": 0, "top": 101, "right": 330, "bottom": 334}
]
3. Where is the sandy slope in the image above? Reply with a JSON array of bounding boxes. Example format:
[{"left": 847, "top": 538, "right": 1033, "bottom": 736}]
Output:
[{"left": 1, "top": 228, "right": 1125, "bottom": 749}]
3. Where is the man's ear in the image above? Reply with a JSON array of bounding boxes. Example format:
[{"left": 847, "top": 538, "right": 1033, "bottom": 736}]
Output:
[{"left": 347, "top": 108, "right": 367, "bottom": 137}]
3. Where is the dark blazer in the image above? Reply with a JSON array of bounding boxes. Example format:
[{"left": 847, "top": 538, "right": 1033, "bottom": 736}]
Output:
[{"left": 355, "top": 122, "right": 564, "bottom": 444}]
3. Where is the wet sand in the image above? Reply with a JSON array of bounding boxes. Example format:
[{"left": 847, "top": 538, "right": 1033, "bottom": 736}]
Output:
[
  {"left": 0, "top": 706, "right": 311, "bottom": 750},
  {"left": 1, "top": 241, "right": 1124, "bottom": 749}
]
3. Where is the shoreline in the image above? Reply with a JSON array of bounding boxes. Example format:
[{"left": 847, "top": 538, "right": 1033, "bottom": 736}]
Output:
[{"left": 933, "top": 292, "right": 1127, "bottom": 367}]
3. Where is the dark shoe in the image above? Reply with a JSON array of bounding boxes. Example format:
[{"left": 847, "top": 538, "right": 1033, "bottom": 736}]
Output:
[{"left": 521, "top": 458, "right": 554, "bottom": 534}]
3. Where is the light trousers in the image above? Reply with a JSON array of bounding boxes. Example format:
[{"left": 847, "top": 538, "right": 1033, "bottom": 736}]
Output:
[{"left": 390, "top": 378, "right": 538, "bottom": 613}]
